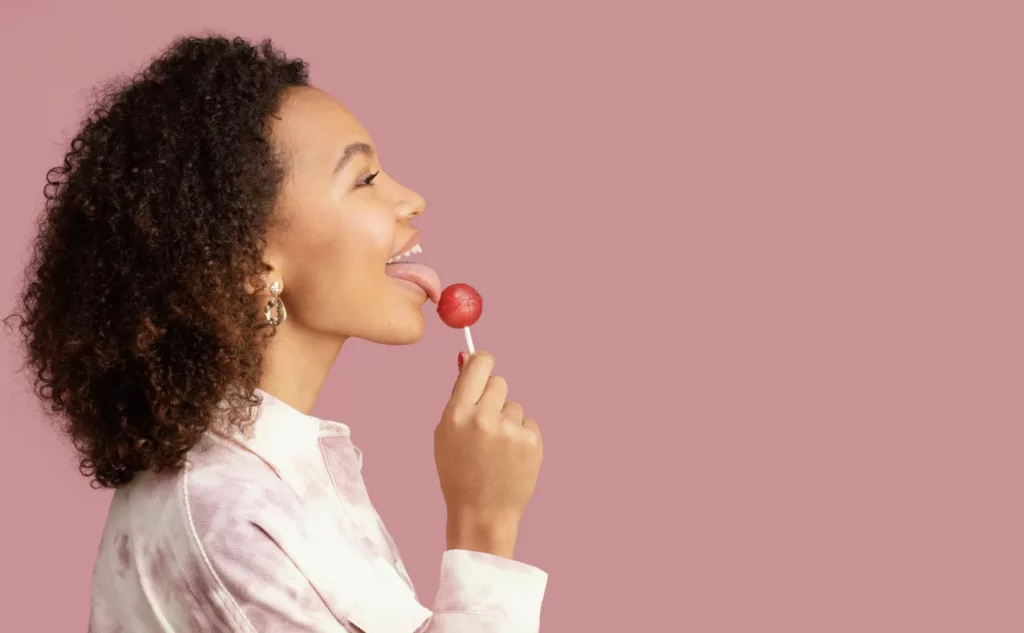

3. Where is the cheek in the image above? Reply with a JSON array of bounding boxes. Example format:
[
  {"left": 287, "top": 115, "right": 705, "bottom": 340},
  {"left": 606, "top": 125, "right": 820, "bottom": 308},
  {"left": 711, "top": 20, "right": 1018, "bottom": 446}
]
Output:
[
  {"left": 335, "top": 208, "right": 395, "bottom": 262},
  {"left": 284, "top": 202, "right": 395, "bottom": 289}
]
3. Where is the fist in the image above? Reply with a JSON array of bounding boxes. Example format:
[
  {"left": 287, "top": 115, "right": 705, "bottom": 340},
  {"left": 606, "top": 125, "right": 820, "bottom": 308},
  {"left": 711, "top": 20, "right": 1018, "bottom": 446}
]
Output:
[{"left": 434, "top": 351, "right": 543, "bottom": 557}]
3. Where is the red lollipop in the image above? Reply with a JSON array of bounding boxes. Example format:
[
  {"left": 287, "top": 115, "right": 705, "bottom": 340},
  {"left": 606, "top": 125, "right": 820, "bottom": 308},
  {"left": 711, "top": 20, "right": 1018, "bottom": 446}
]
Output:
[{"left": 437, "top": 283, "right": 483, "bottom": 354}]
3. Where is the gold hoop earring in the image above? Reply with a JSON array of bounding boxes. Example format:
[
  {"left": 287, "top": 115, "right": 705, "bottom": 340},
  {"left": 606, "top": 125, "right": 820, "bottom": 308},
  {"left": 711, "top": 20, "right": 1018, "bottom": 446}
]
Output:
[{"left": 264, "top": 281, "right": 287, "bottom": 326}]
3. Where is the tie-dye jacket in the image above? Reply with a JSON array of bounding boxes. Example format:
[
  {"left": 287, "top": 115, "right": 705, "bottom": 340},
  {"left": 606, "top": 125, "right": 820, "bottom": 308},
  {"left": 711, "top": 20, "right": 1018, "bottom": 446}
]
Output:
[{"left": 88, "top": 390, "right": 548, "bottom": 632}]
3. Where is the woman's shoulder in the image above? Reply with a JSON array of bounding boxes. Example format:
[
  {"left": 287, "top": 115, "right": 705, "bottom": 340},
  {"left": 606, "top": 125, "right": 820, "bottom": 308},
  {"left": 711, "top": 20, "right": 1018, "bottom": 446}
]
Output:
[
  {"left": 183, "top": 432, "right": 306, "bottom": 533},
  {"left": 91, "top": 435, "right": 296, "bottom": 631},
  {"left": 106, "top": 432, "right": 302, "bottom": 565},
  {"left": 106, "top": 432, "right": 296, "bottom": 549}
]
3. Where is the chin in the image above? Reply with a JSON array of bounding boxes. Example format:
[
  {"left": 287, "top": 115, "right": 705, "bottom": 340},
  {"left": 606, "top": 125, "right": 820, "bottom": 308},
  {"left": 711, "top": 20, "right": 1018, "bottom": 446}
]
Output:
[{"left": 366, "top": 310, "right": 427, "bottom": 346}]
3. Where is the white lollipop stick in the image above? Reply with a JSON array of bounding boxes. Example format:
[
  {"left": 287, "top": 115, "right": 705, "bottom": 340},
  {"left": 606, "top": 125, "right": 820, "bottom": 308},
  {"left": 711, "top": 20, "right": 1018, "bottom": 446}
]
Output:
[{"left": 463, "top": 326, "right": 476, "bottom": 355}]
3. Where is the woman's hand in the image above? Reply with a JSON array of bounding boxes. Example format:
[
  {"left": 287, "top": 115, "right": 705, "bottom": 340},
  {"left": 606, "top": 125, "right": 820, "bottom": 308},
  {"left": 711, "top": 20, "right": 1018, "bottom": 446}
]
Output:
[{"left": 434, "top": 351, "right": 543, "bottom": 559}]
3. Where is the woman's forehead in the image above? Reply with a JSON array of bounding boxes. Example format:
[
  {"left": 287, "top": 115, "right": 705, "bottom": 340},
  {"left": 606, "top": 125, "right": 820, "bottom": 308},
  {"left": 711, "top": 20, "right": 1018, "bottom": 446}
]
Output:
[{"left": 271, "top": 87, "right": 373, "bottom": 166}]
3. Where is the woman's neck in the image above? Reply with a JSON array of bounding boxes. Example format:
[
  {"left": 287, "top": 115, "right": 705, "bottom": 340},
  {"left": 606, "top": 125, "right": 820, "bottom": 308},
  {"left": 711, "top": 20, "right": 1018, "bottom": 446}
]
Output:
[{"left": 258, "top": 323, "right": 346, "bottom": 415}]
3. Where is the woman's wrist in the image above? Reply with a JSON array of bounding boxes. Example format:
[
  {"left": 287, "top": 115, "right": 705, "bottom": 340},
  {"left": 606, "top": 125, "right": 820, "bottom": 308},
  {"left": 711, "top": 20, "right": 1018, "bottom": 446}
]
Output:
[{"left": 446, "top": 510, "right": 520, "bottom": 559}]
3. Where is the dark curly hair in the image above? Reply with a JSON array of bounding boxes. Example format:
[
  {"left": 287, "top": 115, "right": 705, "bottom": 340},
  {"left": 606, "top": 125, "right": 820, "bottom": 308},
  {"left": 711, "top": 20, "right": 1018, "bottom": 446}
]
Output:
[{"left": 6, "top": 35, "right": 309, "bottom": 488}]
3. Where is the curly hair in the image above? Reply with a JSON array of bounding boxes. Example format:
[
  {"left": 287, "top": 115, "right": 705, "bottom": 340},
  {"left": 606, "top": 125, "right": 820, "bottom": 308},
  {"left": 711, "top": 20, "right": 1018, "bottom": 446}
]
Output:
[{"left": 6, "top": 35, "right": 310, "bottom": 488}]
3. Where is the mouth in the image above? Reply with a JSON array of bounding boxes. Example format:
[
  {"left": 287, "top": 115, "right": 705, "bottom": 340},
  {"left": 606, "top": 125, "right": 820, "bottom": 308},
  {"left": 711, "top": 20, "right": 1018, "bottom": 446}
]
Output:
[
  {"left": 385, "top": 243, "right": 423, "bottom": 264},
  {"left": 383, "top": 236, "right": 441, "bottom": 303},
  {"left": 386, "top": 233, "right": 422, "bottom": 263}
]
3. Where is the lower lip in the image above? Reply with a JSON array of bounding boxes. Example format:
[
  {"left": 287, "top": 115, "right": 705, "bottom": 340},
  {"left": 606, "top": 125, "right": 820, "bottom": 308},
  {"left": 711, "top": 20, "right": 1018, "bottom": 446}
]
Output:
[{"left": 391, "top": 277, "right": 427, "bottom": 298}]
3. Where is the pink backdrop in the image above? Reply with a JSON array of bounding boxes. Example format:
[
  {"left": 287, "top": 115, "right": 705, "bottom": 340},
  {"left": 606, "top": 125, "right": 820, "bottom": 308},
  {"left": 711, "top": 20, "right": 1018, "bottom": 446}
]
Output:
[{"left": 2, "top": 1, "right": 1021, "bottom": 631}]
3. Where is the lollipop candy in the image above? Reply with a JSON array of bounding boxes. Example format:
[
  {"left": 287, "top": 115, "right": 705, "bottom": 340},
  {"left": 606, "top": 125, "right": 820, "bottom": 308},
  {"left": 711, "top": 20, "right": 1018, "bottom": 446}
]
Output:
[{"left": 437, "top": 283, "right": 483, "bottom": 355}]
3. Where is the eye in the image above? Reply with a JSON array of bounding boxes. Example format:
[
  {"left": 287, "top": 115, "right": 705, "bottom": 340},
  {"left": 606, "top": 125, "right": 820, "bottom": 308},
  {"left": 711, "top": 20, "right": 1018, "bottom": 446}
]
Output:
[{"left": 357, "top": 171, "right": 379, "bottom": 188}]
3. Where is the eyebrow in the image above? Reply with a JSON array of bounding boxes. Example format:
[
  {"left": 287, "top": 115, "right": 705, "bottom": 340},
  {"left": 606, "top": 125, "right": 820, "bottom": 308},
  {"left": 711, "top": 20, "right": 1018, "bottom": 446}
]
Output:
[{"left": 333, "top": 142, "right": 375, "bottom": 174}]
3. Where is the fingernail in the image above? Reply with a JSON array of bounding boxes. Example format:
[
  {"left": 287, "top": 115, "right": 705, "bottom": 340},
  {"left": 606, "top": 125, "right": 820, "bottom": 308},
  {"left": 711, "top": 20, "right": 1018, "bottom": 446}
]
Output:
[{"left": 457, "top": 352, "right": 465, "bottom": 371}]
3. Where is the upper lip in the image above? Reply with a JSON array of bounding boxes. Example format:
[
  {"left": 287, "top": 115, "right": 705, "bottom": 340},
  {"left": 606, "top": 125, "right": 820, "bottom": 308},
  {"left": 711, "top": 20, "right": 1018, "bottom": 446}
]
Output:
[{"left": 389, "top": 232, "right": 421, "bottom": 259}]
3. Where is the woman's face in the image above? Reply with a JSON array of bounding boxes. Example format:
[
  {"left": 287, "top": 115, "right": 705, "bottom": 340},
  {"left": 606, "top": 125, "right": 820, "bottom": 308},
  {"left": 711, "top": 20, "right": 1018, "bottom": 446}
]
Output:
[{"left": 262, "top": 87, "right": 437, "bottom": 345}]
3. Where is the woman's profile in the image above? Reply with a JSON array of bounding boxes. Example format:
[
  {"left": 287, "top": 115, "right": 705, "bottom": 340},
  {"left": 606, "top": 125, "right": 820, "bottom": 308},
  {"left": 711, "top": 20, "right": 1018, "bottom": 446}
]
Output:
[{"left": 9, "top": 34, "right": 546, "bottom": 632}]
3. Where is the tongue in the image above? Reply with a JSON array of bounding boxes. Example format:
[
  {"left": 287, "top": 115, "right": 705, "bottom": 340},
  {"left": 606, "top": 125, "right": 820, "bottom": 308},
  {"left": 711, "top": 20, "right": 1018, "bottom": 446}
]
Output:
[{"left": 385, "top": 263, "right": 442, "bottom": 303}]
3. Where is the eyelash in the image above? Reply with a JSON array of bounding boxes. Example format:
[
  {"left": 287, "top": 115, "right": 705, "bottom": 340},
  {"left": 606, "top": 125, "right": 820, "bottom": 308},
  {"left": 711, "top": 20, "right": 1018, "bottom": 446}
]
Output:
[{"left": 358, "top": 171, "right": 379, "bottom": 187}]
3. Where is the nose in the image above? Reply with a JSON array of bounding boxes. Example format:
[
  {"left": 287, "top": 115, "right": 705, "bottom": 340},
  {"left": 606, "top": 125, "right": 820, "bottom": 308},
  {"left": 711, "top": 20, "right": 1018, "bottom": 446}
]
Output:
[{"left": 394, "top": 182, "right": 426, "bottom": 221}]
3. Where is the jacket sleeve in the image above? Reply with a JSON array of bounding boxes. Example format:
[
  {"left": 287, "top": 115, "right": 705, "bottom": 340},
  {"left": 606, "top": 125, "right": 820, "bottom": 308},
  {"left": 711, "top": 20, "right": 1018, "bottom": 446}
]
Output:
[
  {"left": 416, "top": 549, "right": 548, "bottom": 632},
  {"left": 198, "top": 513, "right": 547, "bottom": 633}
]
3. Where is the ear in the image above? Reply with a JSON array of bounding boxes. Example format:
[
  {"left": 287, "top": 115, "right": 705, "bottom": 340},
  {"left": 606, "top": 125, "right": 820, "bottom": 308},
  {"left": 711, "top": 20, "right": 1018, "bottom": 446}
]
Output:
[{"left": 244, "top": 255, "right": 283, "bottom": 296}]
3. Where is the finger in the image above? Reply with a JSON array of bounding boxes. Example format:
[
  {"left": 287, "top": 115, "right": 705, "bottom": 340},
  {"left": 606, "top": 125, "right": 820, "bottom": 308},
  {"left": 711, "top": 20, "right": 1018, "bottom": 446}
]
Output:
[
  {"left": 501, "top": 401, "right": 524, "bottom": 424},
  {"left": 522, "top": 418, "right": 543, "bottom": 449},
  {"left": 478, "top": 375, "right": 509, "bottom": 413},
  {"left": 450, "top": 351, "right": 495, "bottom": 406},
  {"left": 451, "top": 352, "right": 469, "bottom": 396}
]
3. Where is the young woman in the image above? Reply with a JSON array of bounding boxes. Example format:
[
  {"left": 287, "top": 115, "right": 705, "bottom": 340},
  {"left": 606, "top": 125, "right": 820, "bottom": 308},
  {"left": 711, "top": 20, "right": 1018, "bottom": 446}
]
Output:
[{"left": 11, "top": 35, "right": 546, "bottom": 632}]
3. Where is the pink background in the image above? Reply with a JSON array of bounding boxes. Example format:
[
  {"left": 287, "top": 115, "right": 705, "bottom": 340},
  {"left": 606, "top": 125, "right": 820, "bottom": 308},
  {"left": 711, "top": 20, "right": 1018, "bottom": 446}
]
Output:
[{"left": 1, "top": 1, "right": 1021, "bottom": 631}]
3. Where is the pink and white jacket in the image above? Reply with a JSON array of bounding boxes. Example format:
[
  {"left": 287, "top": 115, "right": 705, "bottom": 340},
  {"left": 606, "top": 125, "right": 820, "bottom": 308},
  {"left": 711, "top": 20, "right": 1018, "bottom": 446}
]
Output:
[{"left": 88, "top": 390, "right": 548, "bottom": 632}]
